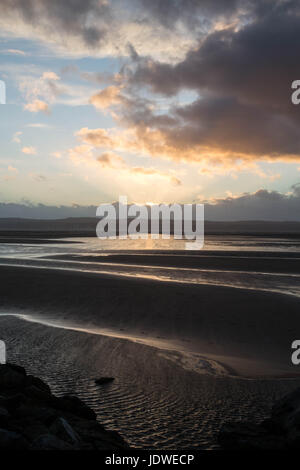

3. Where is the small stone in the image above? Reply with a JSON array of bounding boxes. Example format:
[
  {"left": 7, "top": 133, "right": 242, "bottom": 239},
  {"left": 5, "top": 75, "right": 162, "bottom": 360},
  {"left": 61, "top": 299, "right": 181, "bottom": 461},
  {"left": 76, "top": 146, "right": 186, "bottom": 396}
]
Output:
[{"left": 95, "top": 377, "right": 115, "bottom": 385}]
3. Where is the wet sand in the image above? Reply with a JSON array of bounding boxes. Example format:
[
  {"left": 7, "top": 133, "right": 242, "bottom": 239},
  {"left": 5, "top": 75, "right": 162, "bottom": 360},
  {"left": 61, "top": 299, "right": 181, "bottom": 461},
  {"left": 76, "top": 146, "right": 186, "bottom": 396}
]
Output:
[
  {"left": 1, "top": 315, "right": 300, "bottom": 450},
  {"left": 49, "top": 251, "right": 300, "bottom": 274},
  {"left": 0, "top": 264, "right": 299, "bottom": 377}
]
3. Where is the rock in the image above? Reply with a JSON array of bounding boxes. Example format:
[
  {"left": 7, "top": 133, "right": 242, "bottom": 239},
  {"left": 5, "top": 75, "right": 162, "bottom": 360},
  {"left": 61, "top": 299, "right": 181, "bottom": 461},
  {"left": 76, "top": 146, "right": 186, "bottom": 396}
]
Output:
[
  {"left": 95, "top": 377, "right": 115, "bottom": 385},
  {"left": 218, "top": 421, "right": 287, "bottom": 450},
  {"left": 0, "top": 406, "right": 9, "bottom": 426},
  {"left": 0, "top": 364, "right": 26, "bottom": 390},
  {"left": 31, "top": 433, "right": 74, "bottom": 450},
  {"left": 23, "top": 423, "right": 50, "bottom": 441},
  {"left": 14, "top": 404, "right": 58, "bottom": 426},
  {"left": 25, "top": 375, "right": 51, "bottom": 394},
  {"left": 24, "top": 384, "right": 52, "bottom": 401},
  {"left": 270, "top": 387, "right": 300, "bottom": 447},
  {"left": 218, "top": 387, "right": 300, "bottom": 450},
  {"left": 60, "top": 395, "right": 96, "bottom": 420},
  {"left": 50, "top": 417, "right": 80, "bottom": 445},
  {"left": 0, "top": 363, "right": 129, "bottom": 450},
  {"left": 1, "top": 393, "right": 26, "bottom": 411},
  {"left": 0, "top": 427, "right": 29, "bottom": 450},
  {"left": 3, "top": 364, "right": 26, "bottom": 377}
]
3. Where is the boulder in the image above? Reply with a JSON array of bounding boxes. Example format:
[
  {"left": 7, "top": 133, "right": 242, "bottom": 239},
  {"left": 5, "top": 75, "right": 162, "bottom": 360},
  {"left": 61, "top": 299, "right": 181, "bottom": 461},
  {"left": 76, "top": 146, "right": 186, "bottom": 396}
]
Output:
[
  {"left": 50, "top": 417, "right": 80, "bottom": 445},
  {"left": 0, "top": 364, "right": 26, "bottom": 390},
  {"left": 219, "top": 386, "right": 300, "bottom": 450},
  {"left": 31, "top": 433, "right": 74, "bottom": 450},
  {"left": 0, "top": 406, "right": 9, "bottom": 426},
  {"left": 0, "top": 363, "right": 129, "bottom": 450},
  {"left": 218, "top": 421, "right": 287, "bottom": 450},
  {"left": 0, "top": 427, "right": 29, "bottom": 450},
  {"left": 25, "top": 375, "right": 51, "bottom": 394},
  {"left": 60, "top": 395, "right": 96, "bottom": 420},
  {"left": 270, "top": 387, "right": 300, "bottom": 447}
]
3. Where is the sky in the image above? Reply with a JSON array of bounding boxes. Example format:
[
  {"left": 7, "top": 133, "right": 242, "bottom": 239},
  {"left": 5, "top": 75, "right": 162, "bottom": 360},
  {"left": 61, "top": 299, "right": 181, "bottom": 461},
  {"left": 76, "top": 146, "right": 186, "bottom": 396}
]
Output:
[{"left": 0, "top": 0, "right": 300, "bottom": 220}]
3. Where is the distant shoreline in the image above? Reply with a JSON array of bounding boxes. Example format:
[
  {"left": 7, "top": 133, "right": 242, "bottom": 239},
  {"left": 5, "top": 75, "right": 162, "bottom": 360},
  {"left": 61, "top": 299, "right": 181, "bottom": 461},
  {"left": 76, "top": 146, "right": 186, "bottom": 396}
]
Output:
[
  {"left": 1, "top": 217, "right": 300, "bottom": 238},
  {"left": 1, "top": 230, "right": 300, "bottom": 239}
]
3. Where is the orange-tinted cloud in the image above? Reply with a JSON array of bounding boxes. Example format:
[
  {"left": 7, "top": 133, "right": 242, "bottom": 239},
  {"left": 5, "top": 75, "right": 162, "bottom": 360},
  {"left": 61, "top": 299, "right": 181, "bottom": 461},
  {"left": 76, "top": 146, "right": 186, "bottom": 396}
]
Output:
[
  {"left": 22, "top": 146, "right": 37, "bottom": 155},
  {"left": 90, "top": 86, "right": 123, "bottom": 110},
  {"left": 24, "top": 99, "right": 49, "bottom": 114}
]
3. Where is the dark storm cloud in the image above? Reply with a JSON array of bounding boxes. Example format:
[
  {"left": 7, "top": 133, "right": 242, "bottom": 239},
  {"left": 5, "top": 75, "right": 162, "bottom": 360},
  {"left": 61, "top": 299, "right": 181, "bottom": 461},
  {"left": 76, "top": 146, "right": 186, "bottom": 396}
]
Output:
[
  {"left": 130, "top": 2, "right": 300, "bottom": 106},
  {"left": 122, "top": 0, "right": 300, "bottom": 159},
  {"left": 172, "top": 96, "right": 300, "bottom": 156}
]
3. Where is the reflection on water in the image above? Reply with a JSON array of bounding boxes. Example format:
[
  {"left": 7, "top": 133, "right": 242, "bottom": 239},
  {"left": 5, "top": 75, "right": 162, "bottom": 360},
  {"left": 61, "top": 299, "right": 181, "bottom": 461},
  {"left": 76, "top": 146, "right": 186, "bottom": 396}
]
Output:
[{"left": 0, "top": 235, "right": 300, "bottom": 297}]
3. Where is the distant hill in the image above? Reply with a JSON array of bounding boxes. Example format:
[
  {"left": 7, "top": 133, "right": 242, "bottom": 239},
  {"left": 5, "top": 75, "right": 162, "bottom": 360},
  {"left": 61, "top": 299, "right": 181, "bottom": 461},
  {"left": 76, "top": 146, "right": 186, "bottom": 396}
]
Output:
[{"left": 0, "top": 217, "right": 300, "bottom": 237}]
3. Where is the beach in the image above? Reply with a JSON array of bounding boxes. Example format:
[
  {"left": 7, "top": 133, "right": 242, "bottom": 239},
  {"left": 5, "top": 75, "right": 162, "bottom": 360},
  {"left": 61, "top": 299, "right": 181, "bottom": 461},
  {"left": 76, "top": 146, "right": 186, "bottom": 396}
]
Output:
[{"left": 1, "top": 235, "right": 300, "bottom": 449}]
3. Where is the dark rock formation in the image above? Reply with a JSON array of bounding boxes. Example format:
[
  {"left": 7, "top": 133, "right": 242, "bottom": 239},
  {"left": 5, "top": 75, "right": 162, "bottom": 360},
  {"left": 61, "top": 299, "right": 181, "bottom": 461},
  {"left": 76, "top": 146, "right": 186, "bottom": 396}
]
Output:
[
  {"left": 0, "top": 363, "right": 129, "bottom": 450},
  {"left": 219, "top": 387, "right": 300, "bottom": 450},
  {"left": 95, "top": 377, "right": 115, "bottom": 385}
]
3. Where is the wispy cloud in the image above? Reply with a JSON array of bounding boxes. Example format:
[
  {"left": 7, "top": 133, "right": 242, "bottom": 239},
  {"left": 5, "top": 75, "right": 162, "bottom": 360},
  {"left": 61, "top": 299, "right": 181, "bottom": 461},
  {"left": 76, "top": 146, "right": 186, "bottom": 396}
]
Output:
[
  {"left": 12, "top": 131, "right": 22, "bottom": 143},
  {"left": 1, "top": 48, "right": 27, "bottom": 56},
  {"left": 26, "top": 123, "right": 51, "bottom": 129}
]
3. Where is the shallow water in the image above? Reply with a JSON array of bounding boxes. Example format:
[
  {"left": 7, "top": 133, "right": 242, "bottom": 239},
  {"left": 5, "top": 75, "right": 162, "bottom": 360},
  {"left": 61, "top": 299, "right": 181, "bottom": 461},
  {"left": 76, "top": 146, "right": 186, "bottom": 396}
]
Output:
[{"left": 0, "top": 235, "right": 300, "bottom": 297}]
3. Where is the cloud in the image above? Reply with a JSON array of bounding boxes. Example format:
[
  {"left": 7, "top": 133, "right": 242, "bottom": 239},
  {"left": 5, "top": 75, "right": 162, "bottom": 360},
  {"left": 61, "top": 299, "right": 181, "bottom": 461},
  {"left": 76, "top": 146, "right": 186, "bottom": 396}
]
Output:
[
  {"left": 0, "top": 0, "right": 110, "bottom": 51},
  {"left": 24, "top": 99, "right": 50, "bottom": 114},
  {"left": 7, "top": 166, "right": 18, "bottom": 173},
  {"left": 22, "top": 146, "right": 37, "bottom": 155},
  {"left": 130, "top": 166, "right": 181, "bottom": 186},
  {"left": 71, "top": 2, "right": 300, "bottom": 172},
  {"left": 69, "top": 141, "right": 182, "bottom": 185},
  {"left": 51, "top": 151, "right": 62, "bottom": 159},
  {"left": 26, "top": 123, "right": 51, "bottom": 128},
  {"left": 90, "top": 86, "right": 123, "bottom": 110},
  {"left": 68, "top": 145, "right": 94, "bottom": 165},
  {"left": 29, "top": 173, "right": 47, "bottom": 182},
  {"left": 93, "top": 151, "right": 183, "bottom": 185},
  {"left": 0, "top": 0, "right": 197, "bottom": 61},
  {"left": 112, "top": 1, "right": 300, "bottom": 166},
  {"left": 203, "top": 184, "right": 300, "bottom": 221},
  {"left": 1, "top": 185, "right": 300, "bottom": 220},
  {"left": 12, "top": 131, "right": 22, "bottom": 143},
  {"left": 1, "top": 49, "right": 27, "bottom": 56},
  {"left": 21, "top": 70, "right": 63, "bottom": 113},
  {"left": 5, "top": 0, "right": 300, "bottom": 177},
  {"left": 97, "top": 152, "right": 125, "bottom": 168},
  {"left": 139, "top": 0, "right": 239, "bottom": 27}
]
